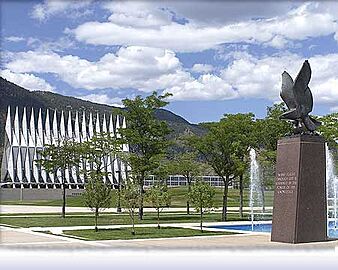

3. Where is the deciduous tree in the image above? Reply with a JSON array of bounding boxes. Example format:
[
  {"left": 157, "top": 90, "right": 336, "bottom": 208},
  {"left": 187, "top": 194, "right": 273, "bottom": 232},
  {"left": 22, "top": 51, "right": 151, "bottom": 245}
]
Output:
[
  {"left": 117, "top": 92, "right": 172, "bottom": 220},
  {"left": 145, "top": 180, "right": 171, "bottom": 229},
  {"left": 37, "top": 138, "right": 80, "bottom": 218},
  {"left": 83, "top": 173, "right": 112, "bottom": 232},
  {"left": 189, "top": 180, "right": 215, "bottom": 232}
]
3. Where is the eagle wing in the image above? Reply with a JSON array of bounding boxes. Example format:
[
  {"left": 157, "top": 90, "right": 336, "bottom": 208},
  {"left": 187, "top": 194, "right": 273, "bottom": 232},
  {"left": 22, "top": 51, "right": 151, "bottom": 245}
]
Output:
[
  {"left": 280, "top": 71, "right": 296, "bottom": 109},
  {"left": 293, "top": 60, "right": 313, "bottom": 114}
]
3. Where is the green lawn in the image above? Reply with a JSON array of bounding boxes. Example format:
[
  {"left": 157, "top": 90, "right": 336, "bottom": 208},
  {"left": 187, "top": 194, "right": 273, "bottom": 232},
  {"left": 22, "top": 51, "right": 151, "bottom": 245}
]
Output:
[
  {"left": 0, "top": 211, "right": 272, "bottom": 228},
  {"left": 62, "top": 226, "right": 236, "bottom": 241},
  {"left": 0, "top": 187, "right": 274, "bottom": 208}
]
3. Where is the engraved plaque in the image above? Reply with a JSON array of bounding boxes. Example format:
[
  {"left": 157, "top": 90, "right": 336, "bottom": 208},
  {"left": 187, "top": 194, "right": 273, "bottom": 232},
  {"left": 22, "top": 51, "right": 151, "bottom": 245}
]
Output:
[{"left": 271, "top": 135, "right": 327, "bottom": 243}]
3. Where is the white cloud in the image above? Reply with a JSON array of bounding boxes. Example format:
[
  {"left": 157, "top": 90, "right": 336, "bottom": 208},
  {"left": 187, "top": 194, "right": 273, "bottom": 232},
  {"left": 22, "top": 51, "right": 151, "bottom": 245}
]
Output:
[
  {"left": 69, "top": 2, "right": 338, "bottom": 52},
  {"left": 191, "top": 64, "right": 214, "bottom": 74},
  {"left": 5, "top": 46, "right": 181, "bottom": 91},
  {"left": 0, "top": 69, "right": 54, "bottom": 92},
  {"left": 4, "top": 46, "right": 237, "bottom": 101},
  {"left": 27, "top": 36, "right": 76, "bottom": 52},
  {"left": 77, "top": 94, "right": 124, "bottom": 107},
  {"left": 103, "top": 1, "right": 171, "bottom": 28},
  {"left": 220, "top": 51, "right": 338, "bottom": 104},
  {"left": 5, "top": 36, "right": 25, "bottom": 42},
  {"left": 330, "top": 106, "right": 338, "bottom": 112},
  {"left": 4, "top": 47, "right": 338, "bottom": 105},
  {"left": 31, "top": 0, "right": 92, "bottom": 21},
  {"left": 165, "top": 73, "right": 237, "bottom": 101}
]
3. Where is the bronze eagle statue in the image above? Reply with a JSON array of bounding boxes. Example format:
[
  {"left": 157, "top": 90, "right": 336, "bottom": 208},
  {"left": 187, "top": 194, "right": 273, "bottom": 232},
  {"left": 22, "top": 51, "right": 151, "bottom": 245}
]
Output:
[{"left": 280, "top": 60, "right": 321, "bottom": 133}]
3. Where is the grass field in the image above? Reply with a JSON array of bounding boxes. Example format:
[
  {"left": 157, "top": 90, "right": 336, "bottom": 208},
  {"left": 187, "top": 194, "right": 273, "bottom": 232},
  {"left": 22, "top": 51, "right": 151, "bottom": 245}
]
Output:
[
  {"left": 62, "top": 226, "right": 236, "bottom": 240},
  {"left": 0, "top": 187, "right": 274, "bottom": 208},
  {"left": 0, "top": 211, "right": 273, "bottom": 228}
]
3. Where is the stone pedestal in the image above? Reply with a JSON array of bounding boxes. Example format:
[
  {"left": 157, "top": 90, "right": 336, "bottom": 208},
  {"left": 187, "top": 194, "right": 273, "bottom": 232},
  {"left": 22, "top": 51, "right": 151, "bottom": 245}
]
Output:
[{"left": 271, "top": 134, "right": 327, "bottom": 243}]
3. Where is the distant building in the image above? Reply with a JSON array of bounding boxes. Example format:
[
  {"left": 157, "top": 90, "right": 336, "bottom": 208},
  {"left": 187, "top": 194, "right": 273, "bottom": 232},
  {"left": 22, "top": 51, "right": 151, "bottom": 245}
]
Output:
[{"left": 0, "top": 106, "right": 129, "bottom": 189}]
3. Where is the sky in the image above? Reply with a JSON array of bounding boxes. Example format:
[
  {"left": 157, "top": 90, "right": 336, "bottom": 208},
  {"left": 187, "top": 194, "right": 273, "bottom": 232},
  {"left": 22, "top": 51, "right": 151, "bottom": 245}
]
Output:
[{"left": 1, "top": 0, "right": 338, "bottom": 124}]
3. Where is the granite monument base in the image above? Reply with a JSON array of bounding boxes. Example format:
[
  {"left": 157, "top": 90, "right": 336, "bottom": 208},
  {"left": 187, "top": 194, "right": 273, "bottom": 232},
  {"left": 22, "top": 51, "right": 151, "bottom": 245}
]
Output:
[{"left": 271, "top": 134, "right": 327, "bottom": 244}]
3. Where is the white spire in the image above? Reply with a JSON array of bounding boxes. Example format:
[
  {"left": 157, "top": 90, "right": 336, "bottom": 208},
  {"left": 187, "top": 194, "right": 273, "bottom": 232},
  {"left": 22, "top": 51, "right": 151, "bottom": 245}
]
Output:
[
  {"left": 115, "top": 115, "right": 121, "bottom": 138},
  {"left": 67, "top": 111, "right": 73, "bottom": 139},
  {"left": 74, "top": 111, "right": 80, "bottom": 142},
  {"left": 109, "top": 114, "right": 115, "bottom": 136},
  {"left": 88, "top": 112, "right": 94, "bottom": 138},
  {"left": 12, "top": 107, "right": 20, "bottom": 146},
  {"left": 52, "top": 109, "right": 58, "bottom": 145},
  {"left": 81, "top": 111, "right": 87, "bottom": 142},
  {"left": 102, "top": 114, "right": 108, "bottom": 133},
  {"left": 5, "top": 106, "right": 12, "bottom": 144},
  {"left": 60, "top": 110, "right": 66, "bottom": 139},
  {"left": 29, "top": 108, "right": 36, "bottom": 147},
  {"left": 95, "top": 112, "right": 101, "bottom": 134},
  {"left": 36, "top": 108, "right": 44, "bottom": 147},
  {"left": 122, "top": 116, "right": 129, "bottom": 152},
  {"left": 45, "top": 109, "right": 51, "bottom": 145},
  {"left": 21, "top": 107, "right": 28, "bottom": 147}
]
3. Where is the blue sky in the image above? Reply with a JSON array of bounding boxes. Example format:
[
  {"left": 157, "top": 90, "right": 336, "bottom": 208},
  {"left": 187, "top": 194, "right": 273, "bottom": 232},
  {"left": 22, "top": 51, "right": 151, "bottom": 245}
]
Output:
[{"left": 1, "top": 0, "right": 338, "bottom": 123}]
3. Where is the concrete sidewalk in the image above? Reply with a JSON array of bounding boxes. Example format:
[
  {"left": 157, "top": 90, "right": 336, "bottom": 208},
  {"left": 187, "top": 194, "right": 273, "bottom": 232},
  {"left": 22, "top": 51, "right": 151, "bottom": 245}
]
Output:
[
  {"left": 0, "top": 205, "right": 273, "bottom": 214},
  {"left": 1, "top": 224, "right": 337, "bottom": 249}
]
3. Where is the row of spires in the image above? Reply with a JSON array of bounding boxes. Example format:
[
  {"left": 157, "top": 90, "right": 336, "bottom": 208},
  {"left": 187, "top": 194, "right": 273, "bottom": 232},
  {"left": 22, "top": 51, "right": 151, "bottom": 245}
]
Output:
[
  {"left": 5, "top": 106, "right": 127, "bottom": 148},
  {"left": 1, "top": 106, "right": 129, "bottom": 188}
]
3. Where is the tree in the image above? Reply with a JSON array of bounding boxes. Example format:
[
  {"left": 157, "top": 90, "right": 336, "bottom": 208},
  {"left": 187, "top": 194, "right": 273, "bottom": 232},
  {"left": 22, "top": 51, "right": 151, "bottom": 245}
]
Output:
[
  {"left": 77, "top": 132, "right": 122, "bottom": 221},
  {"left": 82, "top": 173, "right": 112, "bottom": 232},
  {"left": 168, "top": 151, "right": 206, "bottom": 215},
  {"left": 318, "top": 112, "right": 338, "bottom": 147},
  {"left": 37, "top": 138, "right": 80, "bottom": 218},
  {"left": 118, "top": 92, "right": 172, "bottom": 220},
  {"left": 258, "top": 103, "right": 293, "bottom": 152},
  {"left": 187, "top": 121, "right": 237, "bottom": 221},
  {"left": 220, "top": 113, "right": 257, "bottom": 218},
  {"left": 121, "top": 179, "right": 141, "bottom": 235},
  {"left": 145, "top": 180, "right": 171, "bottom": 229},
  {"left": 189, "top": 180, "right": 215, "bottom": 232}
]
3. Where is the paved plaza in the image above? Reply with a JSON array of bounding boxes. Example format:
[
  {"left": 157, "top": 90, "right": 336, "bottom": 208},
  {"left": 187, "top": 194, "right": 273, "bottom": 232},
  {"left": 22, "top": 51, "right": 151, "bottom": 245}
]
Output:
[
  {"left": 1, "top": 205, "right": 336, "bottom": 250},
  {"left": 1, "top": 224, "right": 338, "bottom": 250}
]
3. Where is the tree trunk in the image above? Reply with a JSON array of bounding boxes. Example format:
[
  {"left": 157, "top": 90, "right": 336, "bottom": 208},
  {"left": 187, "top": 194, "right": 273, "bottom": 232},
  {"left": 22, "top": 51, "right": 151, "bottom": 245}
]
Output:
[
  {"left": 138, "top": 174, "right": 144, "bottom": 220},
  {"left": 95, "top": 208, "right": 98, "bottom": 232},
  {"left": 138, "top": 183, "right": 144, "bottom": 220},
  {"left": 200, "top": 206, "right": 203, "bottom": 232},
  {"left": 222, "top": 176, "right": 229, "bottom": 221},
  {"left": 187, "top": 176, "right": 191, "bottom": 215},
  {"left": 131, "top": 209, "right": 135, "bottom": 235},
  {"left": 62, "top": 179, "right": 66, "bottom": 218},
  {"left": 117, "top": 185, "right": 122, "bottom": 213},
  {"left": 157, "top": 208, "right": 160, "bottom": 229},
  {"left": 239, "top": 174, "right": 244, "bottom": 219}
]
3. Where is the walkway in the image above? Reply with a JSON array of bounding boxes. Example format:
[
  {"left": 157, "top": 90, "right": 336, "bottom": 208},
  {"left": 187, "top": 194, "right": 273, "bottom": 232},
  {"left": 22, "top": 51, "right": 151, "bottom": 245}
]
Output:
[
  {"left": 0, "top": 205, "right": 273, "bottom": 214},
  {"left": 1, "top": 222, "right": 337, "bottom": 249}
]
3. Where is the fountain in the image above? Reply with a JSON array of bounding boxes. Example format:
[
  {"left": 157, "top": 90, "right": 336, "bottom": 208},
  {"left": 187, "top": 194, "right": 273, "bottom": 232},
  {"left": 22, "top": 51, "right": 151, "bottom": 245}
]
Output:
[
  {"left": 326, "top": 143, "right": 338, "bottom": 237},
  {"left": 249, "top": 148, "right": 264, "bottom": 231}
]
